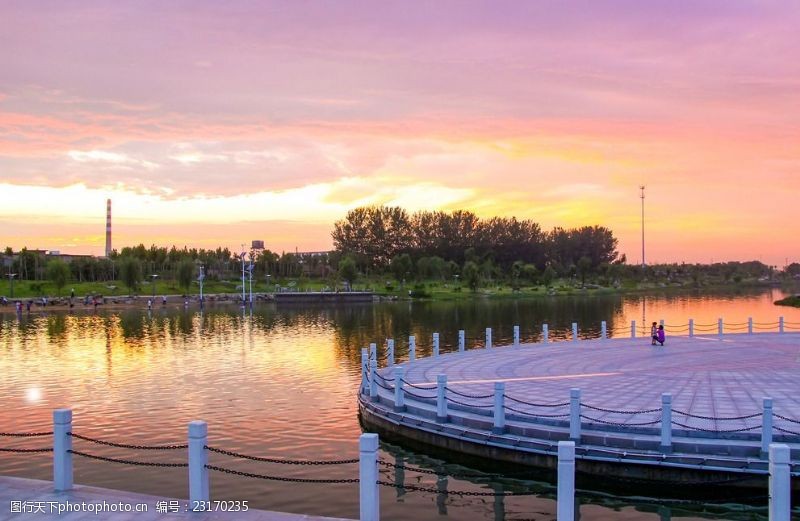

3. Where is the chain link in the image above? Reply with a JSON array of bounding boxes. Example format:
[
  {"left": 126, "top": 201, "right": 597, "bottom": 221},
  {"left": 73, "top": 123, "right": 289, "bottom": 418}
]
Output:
[
  {"left": 774, "top": 426, "right": 800, "bottom": 436},
  {"left": 0, "top": 431, "right": 52, "bottom": 437},
  {"left": 670, "top": 421, "right": 760, "bottom": 434},
  {"left": 504, "top": 395, "right": 569, "bottom": 408},
  {"left": 0, "top": 447, "right": 53, "bottom": 453},
  {"left": 404, "top": 388, "right": 437, "bottom": 400},
  {"left": 504, "top": 405, "right": 569, "bottom": 419},
  {"left": 580, "top": 414, "right": 661, "bottom": 427},
  {"left": 774, "top": 413, "right": 800, "bottom": 425},
  {"left": 446, "top": 387, "right": 494, "bottom": 400},
  {"left": 672, "top": 410, "right": 761, "bottom": 421},
  {"left": 68, "top": 450, "right": 188, "bottom": 467},
  {"left": 446, "top": 396, "right": 494, "bottom": 408},
  {"left": 206, "top": 464, "right": 359, "bottom": 483},
  {"left": 581, "top": 403, "right": 660, "bottom": 415},
  {"left": 401, "top": 379, "right": 436, "bottom": 391},
  {"left": 205, "top": 445, "right": 359, "bottom": 465},
  {"left": 68, "top": 432, "right": 187, "bottom": 450}
]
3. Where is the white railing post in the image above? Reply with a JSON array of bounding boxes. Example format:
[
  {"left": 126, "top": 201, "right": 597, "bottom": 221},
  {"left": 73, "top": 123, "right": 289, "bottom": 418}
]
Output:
[
  {"left": 387, "top": 339, "right": 395, "bottom": 367},
  {"left": 557, "top": 441, "right": 576, "bottom": 521},
  {"left": 718, "top": 318, "right": 723, "bottom": 338},
  {"left": 543, "top": 324, "right": 549, "bottom": 343},
  {"left": 485, "top": 327, "right": 492, "bottom": 349},
  {"left": 369, "top": 359, "right": 378, "bottom": 401},
  {"left": 433, "top": 333, "right": 440, "bottom": 357},
  {"left": 660, "top": 393, "right": 672, "bottom": 453},
  {"left": 768, "top": 444, "right": 790, "bottom": 521},
  {"left": 659, "top": 319, "right": 664, "bottom": 328},
  {"left": 436, "top": 374, "right": 447, "bottom": 422},
  {"left": 458, "top": 330, "right": 465, "bottom": 353},
  {"left": 408, "top": 336, "right": 415, "bottom": 362},
  {"left": 689, "top": 318, "right": 694, "bottom": 338},
  {"left": 601, "top": 321, "right": 607, "bottom": 340},
  {"left": 492, "top": 382, "right": 505, "bottom": 434},
  {"left": 779, "top": 316, "right": 784, "bottom": 334},
  {"left": 369, "top": 342, "right": 377, "bottom": 362},
  {"left": 361, "top": 348, "right": 369, "bottom": 394},
  {"left": 359, "top": 433, "right": 380, "bottom": 521},
  {"left": 569, "top": 388, "right": 581, "bottom": 442},
  {"left": 761, "top": 397, "right": 773, "bottom": 458},
  {"left": 513, "top": 325, "right": 520, "bottom": 347},
  {"left": 53, "top": 408, "right": 73, "bottom": 491},
  {"left": 394, "top": 367, "right": 404, "bottom": 412},
  {"left": 572, "top": 322, "right": 578, "bottom": 342},
  {"left": 631, "top": 320, "right": 636, "bottom": 338},
  {"left": 188, "top": 420, "right": 209, "bottom": 505},
  {"left": 748, "top": 317, "right": 753, "bottom": 335}
]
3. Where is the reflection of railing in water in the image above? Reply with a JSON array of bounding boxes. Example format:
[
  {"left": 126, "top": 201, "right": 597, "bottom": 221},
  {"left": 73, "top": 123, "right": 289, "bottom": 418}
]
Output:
[{"left": 2, "top": 408, "right": 795, "bottom": 521}]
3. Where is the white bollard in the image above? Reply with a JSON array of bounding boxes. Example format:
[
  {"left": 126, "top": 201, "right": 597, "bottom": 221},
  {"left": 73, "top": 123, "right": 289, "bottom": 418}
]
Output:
[
  {"left": 436, "top": 374, "right": 447, "bottom": 422},
  {"left": 369, "top": 342, "right": 377, "bottom": 362},
  {"left": 53, "top": 409, "right": 73, "bottom": 491},
  {"left": 689, "top": 318, "right": 694, "bottom": 338},
  {"left": 188, "top": 420, "right": 210, "bottom": 504},
  {"left": 768, "top": 444, "right": 791, "bottom": 521},
  {"left": 572, "top": 322, "right": 578, "bottom": 342},
  {"left": 718, "top": 318, "right": 723, "bottom": 337},
  {"left": 394, "top": 367, "right": 405, "bottom": 411},
  {"left": 486, "top": 327, "right": 492, "bottom": 349},
  {"left": 369, "top": 359, "right": 378, "bottom": 401},
  {"left": 660, "top": 393, "right": 672, "bottom": 453},
  {"left": 569, "top": 388, "right": 581, "bottom": 442},
  {"left": 748, "top": 317, "right": 753, "bottom": 335},
  {"left": 458, "top": 330, "right": 465, "bottom": 352},
  {"left": 659, "top": 319, "right": 664, "bottom": 328},
  {"left": 631, "top": 320, "right": 636, "bottom": 338},
  {"left": 387, "top": 339, "right": 395, "bottom": 366},
  {"left": 408, "top": 336, "right": 415, "bottom": 362},
  {"left": 359, "top": 433, "right": 380, "bottom": 521},
  {"left": 543, "top": 324, "right": 549, "bottom": 343},
  {"left": 361, "top": 348, "right": 369, "bottom": 394},
  {"left": 513, "top": 325, "right": 520, "bottom": 346},
  {"left": 601, "top": 321, "right": 607, "bottom": 340},
  {"left": 492, "top": 382, "right": 505, "bottom": 434},
  {"left": 433, "top": 333, "right": 440, "bottom": 357},
  {"left": 761, "top": 397, "right": 773, "bottom": 458},
  {"left": 779, "top": 316, "right": 784, "bottom": 334},
  {"left": 557, "top": 441, "right": 576, "bottom": 521}
]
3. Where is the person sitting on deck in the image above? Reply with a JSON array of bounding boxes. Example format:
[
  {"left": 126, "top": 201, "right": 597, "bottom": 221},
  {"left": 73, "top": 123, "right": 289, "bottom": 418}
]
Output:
[{"left": 656, "top": 325, "right": 665, "bottom": 346}]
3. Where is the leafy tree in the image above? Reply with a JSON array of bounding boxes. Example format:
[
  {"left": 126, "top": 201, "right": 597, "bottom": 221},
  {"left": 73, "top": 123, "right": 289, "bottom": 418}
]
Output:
[
  {"left": 46, "top": 260, "right": 70, "bottom": 295},
  {"left": 542, "top": 265, "right": 557, "bottom": 288},
  {"left": 118, "top": 257, "right": 142, "bottom": 294},
  {"left": 338, "top": 256, "right": 358, "bottom": 289},
  {"left": 390, "top": 253, "right": 413, "bottom": 282},
  {"left": 177, "top": 260, "right": 195, "bottom": 294},
  {"left": 577, "top": 256, "right": 592, "bottom": 286},
  {"left": 522, "top": 263, "right": 538, "bottom": 283},
  {"left": 463, "top": 261, "right": 481, "bottom": 291}
]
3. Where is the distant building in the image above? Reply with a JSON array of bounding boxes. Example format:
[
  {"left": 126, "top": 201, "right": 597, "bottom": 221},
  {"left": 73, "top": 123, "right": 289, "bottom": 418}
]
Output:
[{"left": 251, "top": 240, "right": 265, "bottom": 250}]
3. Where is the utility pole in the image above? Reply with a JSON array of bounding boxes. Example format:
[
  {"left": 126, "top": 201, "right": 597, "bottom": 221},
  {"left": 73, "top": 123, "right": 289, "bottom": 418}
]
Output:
[
  {"left": 640, "top": 185, "right": 646, "bottom": 268},
  {"left": 240, "top": 245, "right": 246, "bottom": 306}
]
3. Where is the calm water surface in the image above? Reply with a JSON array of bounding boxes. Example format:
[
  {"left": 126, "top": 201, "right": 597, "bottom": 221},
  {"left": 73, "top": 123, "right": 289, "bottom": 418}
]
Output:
[{"left": 1, "top": 287, "right": 797, "bottom": 520}]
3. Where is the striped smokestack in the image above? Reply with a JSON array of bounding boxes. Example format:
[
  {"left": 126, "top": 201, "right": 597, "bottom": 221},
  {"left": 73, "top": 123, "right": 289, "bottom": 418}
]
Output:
[{"left": 105, "top": 199, "right": 112, "bottom": 257}]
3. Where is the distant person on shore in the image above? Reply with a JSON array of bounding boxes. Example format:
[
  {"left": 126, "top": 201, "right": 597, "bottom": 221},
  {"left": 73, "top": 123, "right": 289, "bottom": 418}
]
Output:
[
  {"left": 657, "top": 325, "right": 665, "bottom": 346},
  {"left": 651, "top": 322, "right": 658, "bottom": 345}
]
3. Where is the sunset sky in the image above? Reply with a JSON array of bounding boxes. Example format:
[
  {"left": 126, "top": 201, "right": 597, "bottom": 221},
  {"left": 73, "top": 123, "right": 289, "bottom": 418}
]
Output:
[{"left": 1, "top": 1, "right": 798, "bottom": 265}]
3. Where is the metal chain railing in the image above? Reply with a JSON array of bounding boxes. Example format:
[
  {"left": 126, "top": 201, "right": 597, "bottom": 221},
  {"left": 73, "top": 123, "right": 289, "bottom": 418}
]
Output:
[
  {"left": 580, "top": 414, "right": 661, "bottom": 427},
  {"left": 0, "top": 447, "right": 53, "bottom": 453},
  {"left": 0, "top": 431, "right": 53, "bottom": 437},
  {"left": 446, "top": 387, "right": 494, "bottom": 400},
  {"left": 205, "top": 446, "right": 359, "bottom": 465},
  {"left": 68, "top": 450, "right": 188, "bottom": 467},
  {"left": 774, "top": 413, "right": 800, "bottom": 425},
  {"left": 670, "top": 421, "right": 761, "bottom": 434},
  {"left": 404, "top": 388, "right": 437, "bottom": 401},
  {"left": 774, "top": 426, "right": 800, "bottom": 436},
  {"left": 446, "top": 396, "right": 494, "bottom": 409},
  {"left": 581, "top": 403, "right": 660, "bottom": 415},
  {"left": 401, "top": 379, "right": 436, "bottom": 391},
  {"left": 672, "top": 410, "right": 762, "bottom": 421},
  {"left": 377, "top": 480, "right": 540, "bottom": 496},
  {"left": 206, "top": 464, "right": 359, "bottom": 483},
  {"left": 504, "top": 405, "right": 569, "bottom": 419},
  {"left": 68, "top": 432, "right": 187, "bottom": 450},
  {"left": 504, "top": 395, "right": 569, "bottom": 408}
]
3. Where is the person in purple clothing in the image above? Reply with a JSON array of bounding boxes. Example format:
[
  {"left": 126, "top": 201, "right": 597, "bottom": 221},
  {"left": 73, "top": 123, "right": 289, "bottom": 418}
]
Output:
[{"left": 656, "top": 324, "right": 665, "bottom": 346}]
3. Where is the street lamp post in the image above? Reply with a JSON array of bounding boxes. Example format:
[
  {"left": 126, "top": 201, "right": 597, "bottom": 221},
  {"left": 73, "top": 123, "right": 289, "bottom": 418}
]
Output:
[
  {"left": 7, "top": 273, "right": 17, "bottom": 298},
  {"left": 150, "top": 274, "right": 158, "bottom": 299},
  {"left": 240, "top": 246, "right": 246, "bottom": 306},
  {"left": 198, "top": 264, "right": 205, "bottom": 304},
  {"left": 248, "top": 257, "right": 253, "bottom": 306}
]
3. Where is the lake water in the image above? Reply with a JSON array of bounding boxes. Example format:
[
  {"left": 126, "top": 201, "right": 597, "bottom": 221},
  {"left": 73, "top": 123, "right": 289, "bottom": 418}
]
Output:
[{"left": 1, "top": 287, "right": 797, "bottom": 520}]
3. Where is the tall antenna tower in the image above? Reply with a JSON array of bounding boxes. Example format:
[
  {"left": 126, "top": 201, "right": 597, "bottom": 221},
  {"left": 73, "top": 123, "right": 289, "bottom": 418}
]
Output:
[
  {"left": 639, "top": 186, "right": 645, "bottom": 268},
  {"left": 105, "top": 199, "right": 112, "bottom": 257}
]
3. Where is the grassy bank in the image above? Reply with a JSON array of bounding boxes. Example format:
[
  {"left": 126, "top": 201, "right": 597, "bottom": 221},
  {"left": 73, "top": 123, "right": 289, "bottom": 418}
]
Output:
[{"left": 775, "top": 295, "right": 800, "bottom": 307}]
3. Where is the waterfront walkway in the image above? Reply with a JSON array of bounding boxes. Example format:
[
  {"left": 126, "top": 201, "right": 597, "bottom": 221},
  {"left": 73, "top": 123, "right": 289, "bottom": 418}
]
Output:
[{"left": 0, "top": 476, "right": 353, "bottom": 520}]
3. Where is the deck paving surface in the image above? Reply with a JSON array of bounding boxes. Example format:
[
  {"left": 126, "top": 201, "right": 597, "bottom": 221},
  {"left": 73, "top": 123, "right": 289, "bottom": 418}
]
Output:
[
  {"left": 379, "top": 333, "right": 800, "bottom": 434},
  {"left": 0, "top": 476, "right": 353, "bottom": 520}
]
